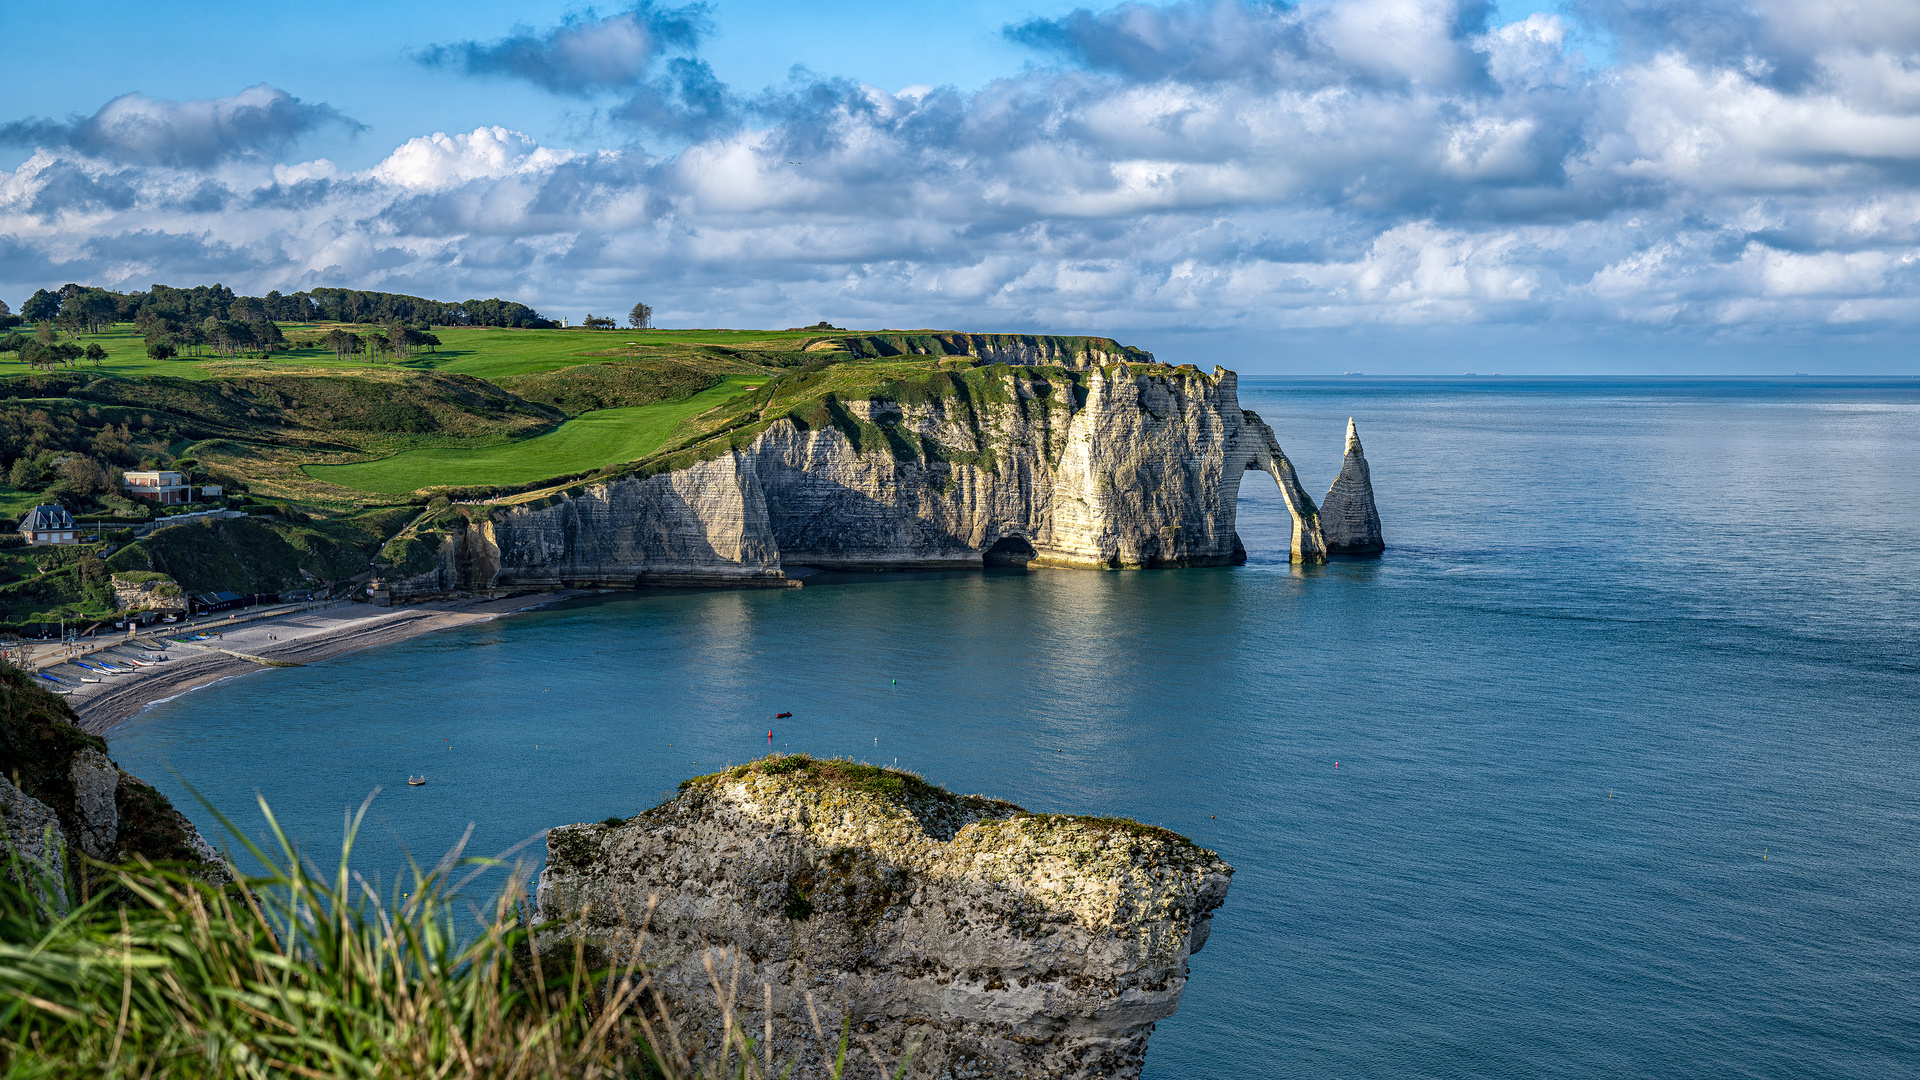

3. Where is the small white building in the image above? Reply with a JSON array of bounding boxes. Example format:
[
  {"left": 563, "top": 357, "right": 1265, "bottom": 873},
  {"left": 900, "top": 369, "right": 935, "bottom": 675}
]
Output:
[
  {"left": 20, "top": 504, "right": 77, "bottom": 545},
  {"left": 124, "top": 470, "right": 192, "bottom": 505}
]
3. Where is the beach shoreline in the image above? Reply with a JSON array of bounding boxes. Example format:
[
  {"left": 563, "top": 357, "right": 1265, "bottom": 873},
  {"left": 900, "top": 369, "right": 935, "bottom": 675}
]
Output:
[{"left": 72, "top": 593, "right": 578, "bottom": 736}]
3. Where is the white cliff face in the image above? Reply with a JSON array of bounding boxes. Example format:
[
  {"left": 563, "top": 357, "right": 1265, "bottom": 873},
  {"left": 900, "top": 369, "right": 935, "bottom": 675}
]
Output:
[
  {"left": 535, "top": 759, "right": 1231, "bottom": 1080},
  {"left": 484, "top": 452, "right": 785, "bottom": 589},
  {"left": 1321, "top": 419, "right": 1384, "bottom": 556},
  {"left": 390, "top": 362, "right": 1372, "bottom": 596}
]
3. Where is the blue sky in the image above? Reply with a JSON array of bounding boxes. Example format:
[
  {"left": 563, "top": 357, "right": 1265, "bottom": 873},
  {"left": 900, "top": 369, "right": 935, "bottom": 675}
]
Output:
[{"left": 4, "top": 0, "right": 1919, "bottom": 372}]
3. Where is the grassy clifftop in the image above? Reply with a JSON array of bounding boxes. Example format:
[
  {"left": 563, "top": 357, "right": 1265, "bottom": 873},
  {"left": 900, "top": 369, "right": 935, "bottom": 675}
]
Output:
[{"left": 0, "top": 325, "right": 1164, "bottom": 604}]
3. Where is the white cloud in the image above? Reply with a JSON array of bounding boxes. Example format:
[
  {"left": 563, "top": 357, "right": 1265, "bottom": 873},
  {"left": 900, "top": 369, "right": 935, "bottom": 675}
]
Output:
[
  {"left": 5, "top": 0, "right": 1920, "bottom": 344},
  {"left": 372, "top": 127, "right": 580, "bottom": 191}
]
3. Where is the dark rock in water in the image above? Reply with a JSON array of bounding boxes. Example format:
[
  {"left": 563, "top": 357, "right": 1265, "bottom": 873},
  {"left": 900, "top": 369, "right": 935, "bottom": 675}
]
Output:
[
  {"left": 1321, "top": 418, "right": 1384, "bottom": 555},
  {"left": 536, "top": 756, "right": 1231, "bottom": 1080}
]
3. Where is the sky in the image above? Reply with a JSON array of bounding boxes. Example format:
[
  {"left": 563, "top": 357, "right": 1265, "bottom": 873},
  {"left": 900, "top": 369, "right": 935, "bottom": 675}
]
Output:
[{"left": 4, "top": 0, "right": 1920, "bottom": 373}]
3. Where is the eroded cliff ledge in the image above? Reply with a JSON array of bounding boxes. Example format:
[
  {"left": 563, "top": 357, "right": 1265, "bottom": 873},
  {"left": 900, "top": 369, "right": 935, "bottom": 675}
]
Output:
[
  {"left": 381, "top": 349, "right": 1382, "bottom": 597},
  {"left": 536, "top": 756, "right": 1231, "bottom": 1080}
]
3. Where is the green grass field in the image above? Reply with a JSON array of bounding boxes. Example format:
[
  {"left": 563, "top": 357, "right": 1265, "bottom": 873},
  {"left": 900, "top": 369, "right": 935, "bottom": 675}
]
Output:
[
  {"left": 303, "top": 376, "right": 760, "bottom": 494},
  {"left": 11, "top": 324, "right": 835, "bottom": 381}
]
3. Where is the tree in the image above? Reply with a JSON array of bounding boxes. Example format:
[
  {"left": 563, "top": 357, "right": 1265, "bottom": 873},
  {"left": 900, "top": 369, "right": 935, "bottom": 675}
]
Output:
[
  {"left": 628, "top": 301, "right": 653, "bottom": 329},
  {"left": 246, "top": 316, "right": 285, "bottom": 354},
  {"left": 20, "top": 290, "right": 59, "bottom": 323},
  {"left": 34, "top": 322, "right": 55, "bottom": 346},
  {"left": 383, "top": 321, "right": 417, "bottom": 361},
  {"left": 324, "top": 329, "right": 362, "bottom": 361},
  {"left": 19, "top": 341, "right": 79, "bottom": 371},
  {"left": 9, "top": 452, "right": 51, "bottom": 491},
  {"left": 83, "top": 343, "right": 106, "bottom": 366},
  {"left": 145, "top": 338, "right": 177, "bottom": 361},
  {"left": 63, "top": 288, "right": 118, "bottom": 335},
  {"left": 201, "top": 317, "right": 257, "bottom": 357},
  {"left": 583, "top": 314, "right": 616, "bottom": 330},
  {"left": 50, "top": 455, "right": 117, "bottom": 501}
]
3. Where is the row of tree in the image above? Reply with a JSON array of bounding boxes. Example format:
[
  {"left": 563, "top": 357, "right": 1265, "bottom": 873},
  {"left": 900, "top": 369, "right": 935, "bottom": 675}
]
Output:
[
  {"left": 0, "top": 324, "right": 108, "bottom": 370},
  {"left": 305, "top": 324, "right": 443, "bottom": 363},
  {"left": 138, "top": 314, "right": 290, "bottom": 360},
  {"left": 11, "top": 283, "right": 555, "bottom": 334}
]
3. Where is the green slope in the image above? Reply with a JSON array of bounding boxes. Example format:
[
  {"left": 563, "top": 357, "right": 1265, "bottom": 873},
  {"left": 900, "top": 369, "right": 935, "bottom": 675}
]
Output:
[
  {"left": 303, "top": 376, "right": 758, "bottom": 494},
  {"left": 23, "top": 324, "right": 833, "bottom": 381}
]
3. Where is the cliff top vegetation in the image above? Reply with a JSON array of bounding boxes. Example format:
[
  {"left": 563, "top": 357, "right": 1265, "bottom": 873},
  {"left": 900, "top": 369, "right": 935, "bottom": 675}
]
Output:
[
  {"left": 0, "top": 297, "right": 1162, "bottom": 619},
  {"left": 670, "top": 754, "right": 1197, "bottom": 849}
]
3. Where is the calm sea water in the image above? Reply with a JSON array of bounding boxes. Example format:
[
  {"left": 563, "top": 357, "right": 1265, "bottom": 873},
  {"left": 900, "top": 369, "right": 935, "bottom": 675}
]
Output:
[{"left": 113, "top": 378, "right": 1920, "bottom": 1079}]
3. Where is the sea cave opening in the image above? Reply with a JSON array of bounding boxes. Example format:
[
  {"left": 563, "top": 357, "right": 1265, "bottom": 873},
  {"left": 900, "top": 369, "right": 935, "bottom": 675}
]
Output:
[{"left": 983, "top": 535, "right": 1037, "bottom": 567}]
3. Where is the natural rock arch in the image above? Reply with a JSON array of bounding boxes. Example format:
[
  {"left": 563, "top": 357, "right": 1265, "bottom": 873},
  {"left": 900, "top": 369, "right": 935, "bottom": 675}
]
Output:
[{"left": 1221, "top": 411, "right": 1329, "bottom": 563}]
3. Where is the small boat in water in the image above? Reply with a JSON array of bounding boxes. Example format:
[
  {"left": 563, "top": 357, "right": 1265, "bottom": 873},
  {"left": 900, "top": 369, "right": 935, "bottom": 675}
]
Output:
[
  {"left": 407, "top": 776, "right": 427, "bottom": 786},
  {"left": 774, "top": 711, "right": 793, "bottom": 718}
]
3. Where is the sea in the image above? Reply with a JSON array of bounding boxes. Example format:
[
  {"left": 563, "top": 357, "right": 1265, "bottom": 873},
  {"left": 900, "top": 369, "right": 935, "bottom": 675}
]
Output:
[{"left": 111, "top": 377, "right": 1920, "bottom": 1079}]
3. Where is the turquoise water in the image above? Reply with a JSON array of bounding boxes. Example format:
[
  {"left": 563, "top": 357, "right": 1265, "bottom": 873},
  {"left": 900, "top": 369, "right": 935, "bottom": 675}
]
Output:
[{"left": 113, "top": 378, "right": 1920, "bottom": 1078}]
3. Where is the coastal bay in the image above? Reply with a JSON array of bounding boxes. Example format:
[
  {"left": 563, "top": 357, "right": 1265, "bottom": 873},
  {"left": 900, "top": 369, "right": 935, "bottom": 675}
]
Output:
[{"left": 108, "top": 377, "right": 1920, "bottom": 1078}]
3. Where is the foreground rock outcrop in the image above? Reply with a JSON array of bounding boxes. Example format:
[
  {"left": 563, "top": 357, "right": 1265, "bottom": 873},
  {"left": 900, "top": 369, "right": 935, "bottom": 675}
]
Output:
[
  {"left": 385, "top": 350, "right": 1384, "bottom": 597},
  {"left": 536, "top": 756, "right": 1231, "bottom": 1080},
  {"left": 0, "top": 663, "right": 220, "bottom": 882}
]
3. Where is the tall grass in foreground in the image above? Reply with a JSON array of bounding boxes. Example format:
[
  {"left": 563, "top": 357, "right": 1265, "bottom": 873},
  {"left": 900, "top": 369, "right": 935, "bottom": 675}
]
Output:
[{"left": 0, "top": 796, "right": 906, "bottom": 1079}]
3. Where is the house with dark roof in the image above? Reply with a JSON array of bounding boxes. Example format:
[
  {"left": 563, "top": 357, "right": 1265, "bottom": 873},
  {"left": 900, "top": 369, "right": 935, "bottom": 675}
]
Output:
[{"left": 19, "top": 504, "right": 77, "bottom": 546}]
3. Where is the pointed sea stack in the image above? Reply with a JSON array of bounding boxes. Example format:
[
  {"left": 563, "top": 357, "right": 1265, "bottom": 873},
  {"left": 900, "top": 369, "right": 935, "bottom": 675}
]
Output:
[{"left": 1320, "top": 418, "right": 1383, "bottom": 555}]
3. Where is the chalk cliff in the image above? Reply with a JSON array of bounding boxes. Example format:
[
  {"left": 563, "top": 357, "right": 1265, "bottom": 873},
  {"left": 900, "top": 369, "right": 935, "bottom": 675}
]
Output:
[
  {"left": 536, "top": 756, "right": 1230, "bottom": 1080},
  {"left": 382, "top": 356, "right": 1380, "bottom": 596},
  {"left": 1320, "top": 418, "right": 1384, "bottom": 556}
]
